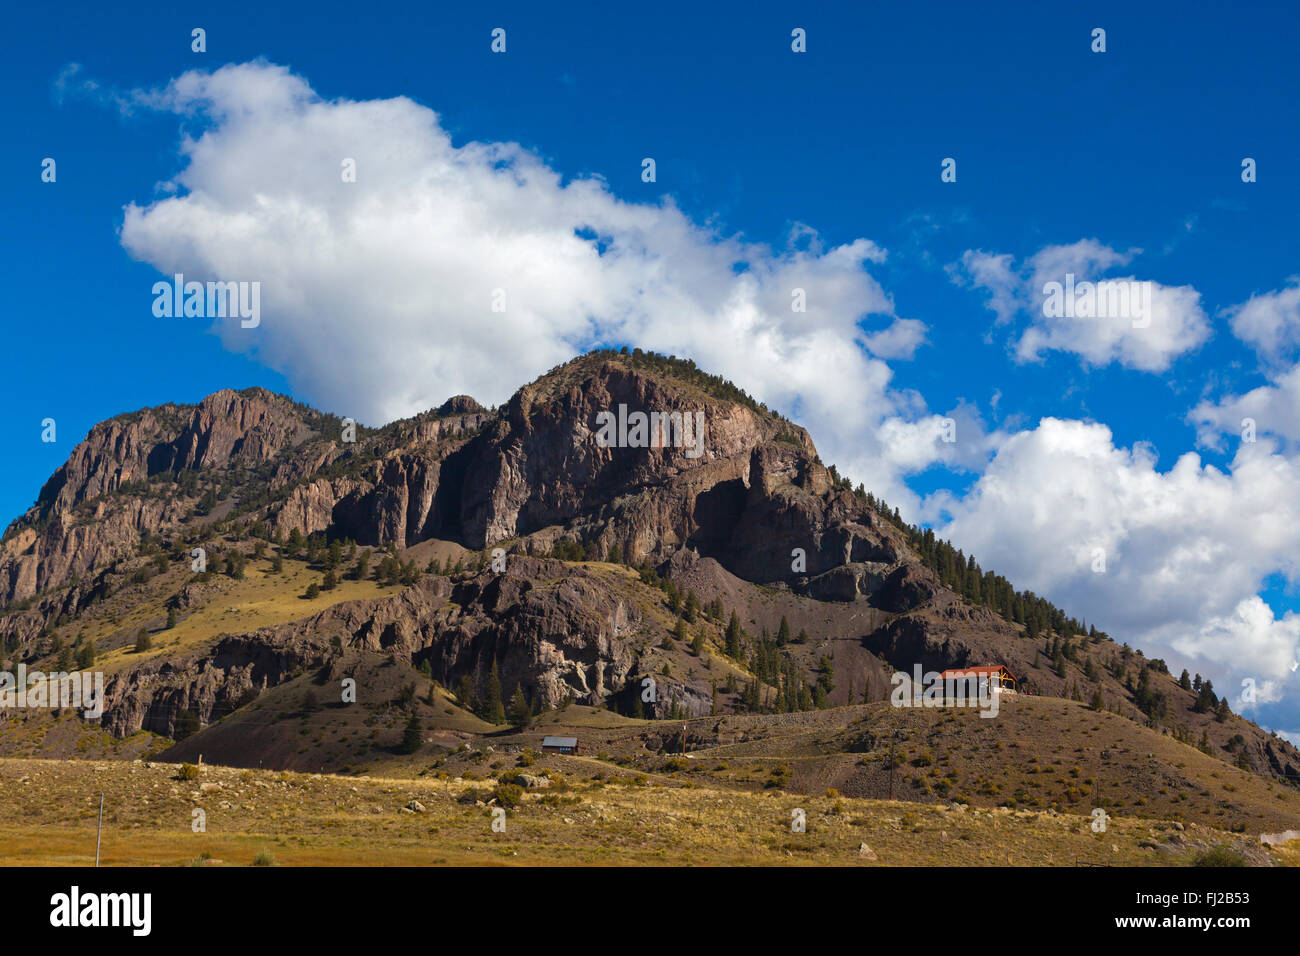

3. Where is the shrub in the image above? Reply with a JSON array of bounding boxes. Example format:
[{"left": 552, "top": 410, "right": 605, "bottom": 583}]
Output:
[
  {"left": 252, "top": 850, "right": 277, "bottom": 867},
  {"left": 1193, "top": 846, "right": 1247, "bottom": 867},
  {"left": 494, "top": 783, "right": 524, "bottom": 809},
  {"left": 178, "top": 763, "right": 200, "bottom": 781}
]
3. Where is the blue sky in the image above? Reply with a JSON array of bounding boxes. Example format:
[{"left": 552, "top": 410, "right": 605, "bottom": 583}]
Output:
[{"left": 5, "top": 0, "right": 1300, "bottom": 731}]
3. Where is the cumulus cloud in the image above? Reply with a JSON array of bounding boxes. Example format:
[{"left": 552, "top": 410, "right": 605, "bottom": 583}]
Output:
[
  {"left": 1190, "top": 363, "right": 1300, "bottom": 452},
  {"left": 950, "top": 239, "right": 1211, "bottom": 371},
  {"left": 1174, "top": 598, "right": 1300, "bottom": 706},
  {"left": 1190, "top": 281, "right": 1300, "bottom": 453},
  {"left": 935, "top": 419, "right": 1300, "bottom": 695},
  {"left": 1225, "top": 279, "right": 1300, "bottom": 367}
]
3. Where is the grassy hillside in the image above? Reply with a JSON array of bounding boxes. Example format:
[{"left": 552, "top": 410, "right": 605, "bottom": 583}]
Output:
[{"left": 0, "top": 756, "right": 1285, "bottom": 867}]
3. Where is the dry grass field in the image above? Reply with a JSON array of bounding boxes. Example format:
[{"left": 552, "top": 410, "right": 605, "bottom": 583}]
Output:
[{"left": 0, "top": 756, "right": 1288, "bottom": 867}]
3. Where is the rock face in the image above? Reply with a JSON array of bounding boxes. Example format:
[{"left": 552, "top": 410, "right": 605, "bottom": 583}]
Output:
[
  {"left": 99, "top": 557, "right": 647, "bottom": 737},
  {"left": 2, "top": 355, "right": 906, "bottom": 608},
  {"left": 1, "top": 389, "right": 316, "bottom": 605}
]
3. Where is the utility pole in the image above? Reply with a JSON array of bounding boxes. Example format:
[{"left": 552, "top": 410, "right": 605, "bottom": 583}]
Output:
[{"left": 95, "top": 792, "right": 103, "bottom": 867}]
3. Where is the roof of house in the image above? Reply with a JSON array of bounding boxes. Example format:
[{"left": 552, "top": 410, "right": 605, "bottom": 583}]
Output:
[
  {"left": 938, "top": 665, "right": 1017, "bottom": 681},
  {"left": 542, "top": 736, "right": 578, "bottom": 747}
]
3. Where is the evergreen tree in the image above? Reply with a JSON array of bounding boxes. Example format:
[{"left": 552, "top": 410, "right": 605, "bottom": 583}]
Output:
[
  {"left": 134, "top": 629, "right": 151, "bottom": 653},
  {"left": 776, "top": 616, "right": 791, "bottom": 646},
  {"left": 508, "top": 685, "right": 530, "bottom": 726},
  {"left": 725, "top": 612, "right": 743, "bottom": 658},
  {"left": 400, "top": 714, "right": 423, "bottom": 754},
  {"left": 481, "top": 659, "right": 506, "bottom": 724},
  {"left": 454, "top": 674, "right": 474, "bottom": 709},
  {"left": 665, "top": 581, "right": 681, "bottom": 614}
]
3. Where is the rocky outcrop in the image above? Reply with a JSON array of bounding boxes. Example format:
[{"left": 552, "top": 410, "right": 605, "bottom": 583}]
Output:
[
  {"left": 1, "top": 389, "right": 319, "bottom": 605},
  {"left": 100, "top": 557, "right": 649, "bottom": 737}
]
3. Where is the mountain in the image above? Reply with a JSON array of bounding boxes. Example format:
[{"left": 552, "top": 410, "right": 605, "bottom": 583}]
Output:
[{"left": 2, "top": 349, "right": 1299, "bottom": 824}]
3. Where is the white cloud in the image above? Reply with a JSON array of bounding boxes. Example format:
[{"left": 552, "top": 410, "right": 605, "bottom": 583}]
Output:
[
  {"left": 1225, "top": 279, "right": 1300, "bottom": 367},
  {"left": 1190, "top": 363, "right": 1300, "bottom": 451},
  {"left": 1174, "top": 597, "right": 1300, "bottom": 706},
  {"left": 936, "top": 418, "right": 1300, "bottom": 694},
  {"left": 951, "top": 239, "right": 1211, "bottom": 371},
  {"left": 1190, "top": 281, "right": 1300, "bottom": 453}
]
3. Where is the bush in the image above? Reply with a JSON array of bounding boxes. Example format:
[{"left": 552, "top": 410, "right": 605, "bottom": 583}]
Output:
[
  {"left": 1193, "top": 846, "right": 1247, "bottom": 867},
  {"left": 304, "top": 583, "right": 320, "bottom": 600},
  {"left": 178, "top": 763, "right": 200, "bottom": 781},
  {"left": 252, "top": 850, "right": 277, "bottom": 867},
  {"left": 134, "top": 629, "right": 152, "bottom": 653},
  {"left": 494, "top": 783, "right": 524, "bottom": 809}
]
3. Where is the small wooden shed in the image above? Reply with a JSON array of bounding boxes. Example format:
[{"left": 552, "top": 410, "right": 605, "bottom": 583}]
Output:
[{"left": 541, "top": 735, "right": 579, "bottom": 755}]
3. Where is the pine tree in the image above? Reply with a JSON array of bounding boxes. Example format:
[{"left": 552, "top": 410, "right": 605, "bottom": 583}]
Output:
[
  {"left": 400, "top": 714, "right": 423, "bottom": 754},
  {"left": 166, "top": 607, "right": 177, "bottom": 629},
  {"left": 454, "top": 674, "right": 474, "bottom": 709},
  {"left": 725, "top": 612, "right": 743, "bottom": 658},
  {"left": 508, "top": 685, "right": 530, "bottom": 726},
  {"left": 134, "top": 629, "right": 151, "bottom": 653},
  {"left": 776, "top": 616, "right": 791, "bottom": 646},
  {"left": 482, "top": 659, "right": 506, "bottom": 724}
]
